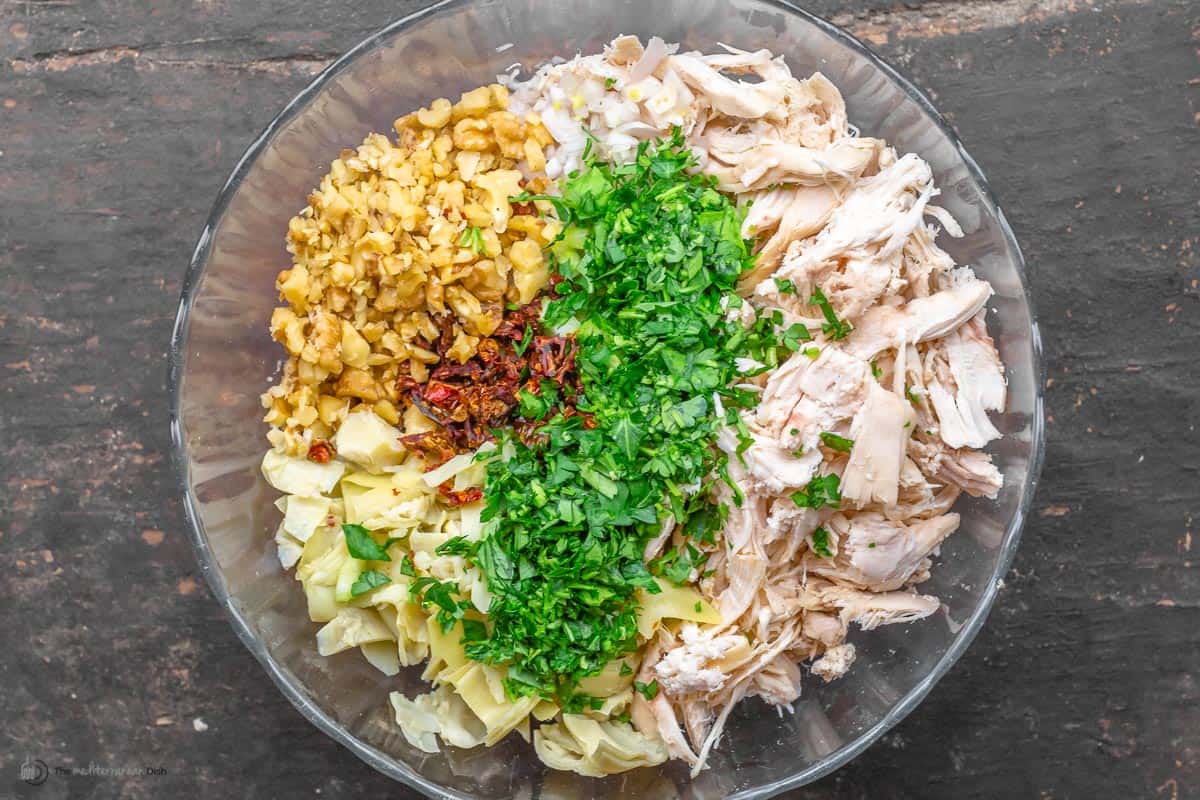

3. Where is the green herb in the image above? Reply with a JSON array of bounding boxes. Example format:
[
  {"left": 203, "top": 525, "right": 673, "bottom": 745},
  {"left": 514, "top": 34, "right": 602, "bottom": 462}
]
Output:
[
  {"left": 906, "top": 386, "right": 921, "bottom": 404},
  {"left": 811, "top": 527, "right": 834, "bottom": 558},
  {"left": 781, "top": 322, "right": 812, "bottom": 351},
  {"left": 342, "top": 524, "right": 397, "bottom": 561},
  {"left": 651, "top": 544, "right": 704, "bottom": 586},
  {"left": 618, "top": 661, "right": 634, "bottom": 676},
  {"left": 350, "top": 569, "right": 391, "bottom": 597},
  {"left": 725, "top": 406, "right": 754, "bottom": 466},
  {"left": 604, "top": 77, "right": 617, "bottom": 89},
  {"left": 460, "top": 618, "right": 488, "bottom": 643},
  {"left": 868, "top": 542, "right": 877, "bottom": 549},
  {"left": 610, "top": 414, "right": 644, "bottom": 462},
  {"left": 809, "top": 287, "right": 852, "bottom": 339},
  {"left": 513, "top": 324, "right": 535, "bottom": 357},
  {"left": 458, "top": 225, "right": 487, "bottom": 255},
  {"left": 410, "top": 576, "right": 474, "bottom": 633},
  {"left": 435, "top": 536, "right": 477, "bottom": 557},
  {"left": 517, "top": 387, "right": 551, "bottom": 420},
  {"left": 399, "top": 555, "right": 416, "bottom": 577},
  {"left": 870, "top": 360, "right": 882, "bottom": 379},
  {"left": 693, "top": 601, "right": 703, "bottom": 612},
  {"left": 457, "top": 131, "right": 767, "bottom": 704},
  {"left": 819, "top": 432, "right": 855, "bottom": 453},
  {"left": 791, "top": 474, "right": 841, "bottom": 509},
  {"left": 634, "top": 680, "right": 660, "bottom": 700},
  {"left": 803, "top": 346, "right": 821, "bottom": 360},
  {"left": 773, "top": 277, "right": 796, "bottom": 294}
]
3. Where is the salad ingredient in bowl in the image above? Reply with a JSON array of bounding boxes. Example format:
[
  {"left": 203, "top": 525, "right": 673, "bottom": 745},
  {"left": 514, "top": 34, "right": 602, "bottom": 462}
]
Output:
[{"left": 257, "top": 36, "right": 1007, "bottom": 780}]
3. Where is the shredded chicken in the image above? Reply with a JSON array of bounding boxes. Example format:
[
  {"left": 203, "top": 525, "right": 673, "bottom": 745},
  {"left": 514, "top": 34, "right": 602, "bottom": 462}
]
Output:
[
  {"left": 841, "top": 380, "right": 916, "bottom": 507},
  {"left": 510, "top": 36, "right": 1008, "bottom": 776},
  {"left": 810, "top": 643, "right": 857, "bottom": 682}
]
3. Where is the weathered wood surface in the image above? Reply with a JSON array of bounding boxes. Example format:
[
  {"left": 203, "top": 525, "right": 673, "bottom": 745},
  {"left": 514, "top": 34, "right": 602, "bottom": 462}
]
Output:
[{"left": 1, "top": 1, "right": 1196, "bottom": 797}]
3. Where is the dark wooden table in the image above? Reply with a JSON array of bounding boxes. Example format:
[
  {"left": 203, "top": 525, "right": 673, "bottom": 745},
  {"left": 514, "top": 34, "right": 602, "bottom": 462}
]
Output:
[{"left": 2, "top": 1, "right": 1197, "bottom": 797}]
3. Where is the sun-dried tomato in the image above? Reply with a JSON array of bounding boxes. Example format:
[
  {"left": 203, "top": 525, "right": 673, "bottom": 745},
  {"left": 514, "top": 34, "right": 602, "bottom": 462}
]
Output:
[
  {"left": 395, "top": 364, "right": 419, "bottom": 395},
  {"left": 437, "top": 482, "right": 483, "bottom": 506},
  {"left": 430, "top": 360, "right": 483, "bottom": 382},
  {"left": 435, "top": 315, "right": 456, "bottom": 354},
  {"left": 476, "top": 337, "right": 500, "bottom": 363},
  {"left": 529, "top": 336, "right": 578, "bottom": 383},
  {"left": 513, "top": 419, "right": 548, "bottom": 449},
  {"left": 461, "top": 383, "right": 516, "bottom": 422},
  {"left": 492, "top": 302, "right": 542, "bottom": 340},
  {"left": 398, "top": 429, "right": 457, "bottom": 471},
  {"left": 423, "top": 381, "right": 461, "bottom": 408},
  {"left": 394, "top": 299, "right": 582, "bottom": 457},
  {"left": 307, "top": 440, "right": 335, "bottom": 463}
]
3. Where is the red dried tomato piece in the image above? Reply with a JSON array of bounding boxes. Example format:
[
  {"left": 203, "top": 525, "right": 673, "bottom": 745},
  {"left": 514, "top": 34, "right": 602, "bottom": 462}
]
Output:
[
  {"left": 307, "top": 440, "right": 335, "bottom": 463},
  {"left": 423, "top": 381, "right": 461, "bottom": 408},
  {"left": 437, "top": 482, "right": 483, "bottom": 506},
  {"left": 399, "top": 430, "right": 457, "bottom": 471}
]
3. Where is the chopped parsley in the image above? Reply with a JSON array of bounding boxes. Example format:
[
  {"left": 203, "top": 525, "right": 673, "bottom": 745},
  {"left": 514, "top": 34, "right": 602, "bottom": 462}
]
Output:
[
  {"left": 604, "top": 77, "right": 618, "bottom": 89},
  {"left": 906, "top": 385, "right": 922, "bottom": 404},
  {"left": 513, "top": 324, "right": 534, "bottom": 357},
  {"left": 435, "top": 536, "right": 476, "bottom": 557},
  {"left": 410, "top": 576, "right": 474, "bottom": 633},
  {"left": 782, "top": 322, "right": 812, "bottom": 350},
  {"left": 791, "top": 474, "right": 842, "bottom": 509},
  {"left": 350, "top": 569, "right": 391, "bottom": 597},
  {"left": 455, "top": 131, "right": 774, "bottom": 705},
  {"left": 516, "top": 385, "right": 556, "bottom": 420},
  {"left": 819, "top": 432, "right": 855, "bottom": 453},
  {"left": 634, "top": 679, "right": 660, "bottom": 700},
  {"left": 342, "top": 523, "right": 397, "bottom": 561},
  {"left": 870, "top": 360, "right": 882, "bottom": 379},
  {"left": 460, "top": 618, "right": 488, "bottom": 643},
  {"left": 651, "top": 543, "right": 705, "bottom": 586},
  {"left": 809, "top": 286, "right": 853, "bottom": 340},
  {"left": 811, "top": 527, "right": 834, "bottom": 558},
  {"left": 773, "top": 277, "right": 797, "bottom": 294}
]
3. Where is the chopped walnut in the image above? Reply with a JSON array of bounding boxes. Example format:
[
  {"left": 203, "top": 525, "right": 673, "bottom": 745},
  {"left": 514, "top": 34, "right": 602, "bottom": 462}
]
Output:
[{"left": 262, "top": 84, "right": 556, "bottom": 457}]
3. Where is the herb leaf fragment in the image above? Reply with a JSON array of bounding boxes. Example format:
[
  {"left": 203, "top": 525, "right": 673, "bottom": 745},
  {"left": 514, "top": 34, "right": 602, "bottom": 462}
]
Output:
[
  {"left": 342, "top": 523, "right": 397, "bottom": 561},
  {"left": 791, "top": 474, "right": 842, "bottom": 509}
]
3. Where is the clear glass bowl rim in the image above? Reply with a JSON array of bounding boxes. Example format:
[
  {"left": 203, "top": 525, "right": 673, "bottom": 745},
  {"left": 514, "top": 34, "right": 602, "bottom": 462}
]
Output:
[{"left": 167, "top": 1, "right": 1046, "bottom": 795}]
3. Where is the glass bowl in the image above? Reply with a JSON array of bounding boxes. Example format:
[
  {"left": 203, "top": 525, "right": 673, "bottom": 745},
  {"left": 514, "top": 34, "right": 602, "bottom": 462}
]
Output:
[{"left": 168, "top": 0, "right": 1044, "bottom": 796}]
